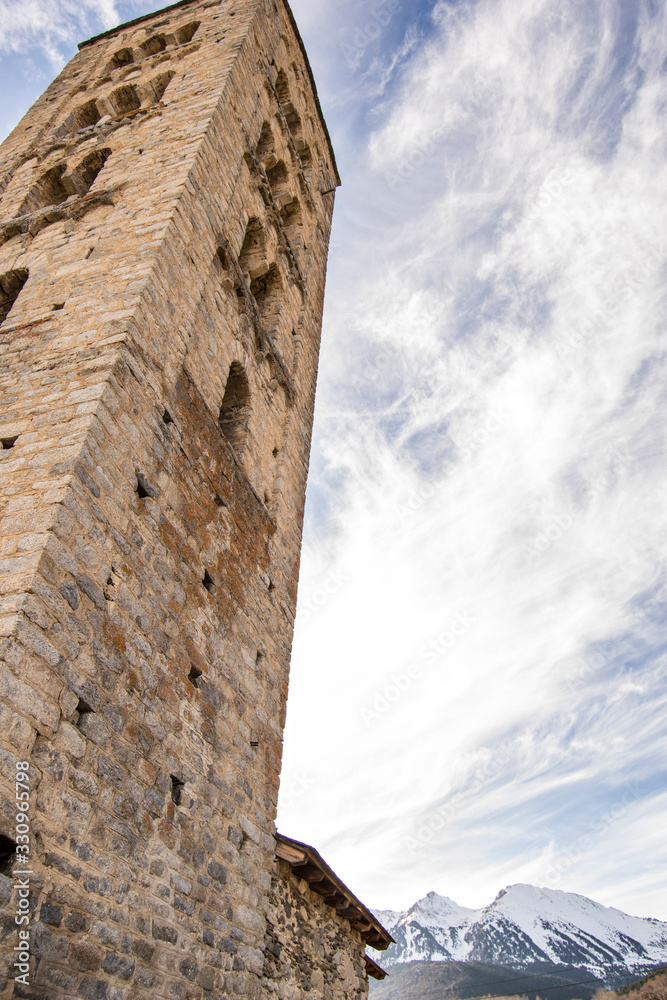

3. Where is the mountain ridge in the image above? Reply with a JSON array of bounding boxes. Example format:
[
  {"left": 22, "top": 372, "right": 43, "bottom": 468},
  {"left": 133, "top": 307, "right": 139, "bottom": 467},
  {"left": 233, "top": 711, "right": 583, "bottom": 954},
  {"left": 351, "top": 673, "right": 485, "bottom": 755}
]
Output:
[{"left": 371, "top": 884, "right": 667, "bottom": 978}]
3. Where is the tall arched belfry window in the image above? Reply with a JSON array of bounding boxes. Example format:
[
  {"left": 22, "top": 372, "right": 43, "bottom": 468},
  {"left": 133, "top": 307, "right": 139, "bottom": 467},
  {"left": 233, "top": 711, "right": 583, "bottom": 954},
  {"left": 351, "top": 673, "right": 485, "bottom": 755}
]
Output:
[{"left": 219, "top": 362, "right": 250, "bottom": 458}]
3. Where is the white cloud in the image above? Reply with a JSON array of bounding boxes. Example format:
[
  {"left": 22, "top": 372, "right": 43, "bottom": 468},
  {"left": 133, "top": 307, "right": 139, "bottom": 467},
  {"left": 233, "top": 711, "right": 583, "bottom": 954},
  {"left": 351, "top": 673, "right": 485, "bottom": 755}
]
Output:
[
  {"left": 280, "top": 0, "right": 667, "bottom": 919},
  {"left": 0, "top": 0, "right": 120, "bottom": 64}
]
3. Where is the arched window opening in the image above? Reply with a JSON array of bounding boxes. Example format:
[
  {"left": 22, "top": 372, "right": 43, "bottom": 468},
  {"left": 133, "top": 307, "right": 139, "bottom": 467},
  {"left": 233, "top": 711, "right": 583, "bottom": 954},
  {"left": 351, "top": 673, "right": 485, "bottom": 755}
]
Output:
[
  {"left": 238, "top": 219, "right": 268, "bottom": 284},
  {"left": 145, "top": 71, "right": 175, "bottom": 103},
  {"left": 280, "top": 197, "right": 302, "bottom": 245},
  {"left": 266, "top": 160, "right": 291, "bottom": 208},
  {"left": 175, "top": 21, "right": 200, "bottom": 44},
  {"left": 108, "top": 84, "right": 141, "bottom": 115},
  {"left": 282, "top": 102, "right": 302, "bottom": 139},
  {"left": 251, "top": 263, "right": 282, "bottom": 329},
  {"left": 296, "top": 140, "right": 311, "bottom": 167},
  {"left": 75, "top": 148, "right": 112, "bottom": 193},
  {"left": 256, "top": 122, "right": 275, "bottom": 162},
  {"left": 0, "top": 269, "right": 29, "bottom": 326},
  {"left": 216, "top": 245, "right": 241, "bottom": 296},
  {"left": 58, "top": 99, "right": 101, "bottom": 136},
  {"left": 107, "top": 47, "right": 134, "bottom": 71},
  {"left": 219, "top": 362, "right": 251, "bottom": 455},
  {"left": 73, "top": 99, "right": 101, "bottom": 129},
  {"left": 275, "top": 69, "right": 290, "bottom": 103},
  {"left": 140, "top": 34, "right": 167, "bottom": 55},
  {"left": 19, "top": 163, "right": 70, "bottom": 215}
]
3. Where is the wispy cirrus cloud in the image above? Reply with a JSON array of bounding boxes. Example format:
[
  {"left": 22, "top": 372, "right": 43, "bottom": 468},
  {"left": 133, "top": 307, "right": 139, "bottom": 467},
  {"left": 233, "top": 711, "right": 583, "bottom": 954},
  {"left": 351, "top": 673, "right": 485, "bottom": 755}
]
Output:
[
  {"left": 281, "top": 0, "right": 667, "bottom": 920},
  {"left": 0, "top": 0, "right": 119, "bottom": 63}
]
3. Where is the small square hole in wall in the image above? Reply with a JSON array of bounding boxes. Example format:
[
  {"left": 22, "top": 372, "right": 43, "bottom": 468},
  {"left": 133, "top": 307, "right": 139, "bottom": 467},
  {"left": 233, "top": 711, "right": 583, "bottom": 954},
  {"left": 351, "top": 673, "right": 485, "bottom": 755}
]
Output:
[
  {"left": 135, "top": 471, "right": 158, "bottom": 499},
  {"left": 1, "top": 436, "right": 18, "bottom": 450},
  {"left": 272, "top": 447, "right": 279, "bottom": 458},
  {"left": 52, "top": 303, "right": 65, "bottom": 311},
  {"left": 162, "top": 409, "right": 173, "bottom": 425},
  {"left": 170, "top": 775, "right": 184, "bottom": 805},
  {"left": 188, "top": 665, "right": 203, "bottom": 688},
  {"left": 202, "top": 570, "right": 215, "bottom": 592},
  {"left": 75, "top": 699, "right": 94, "bottom": 728},
  {"left": 214, "top": 494, "right": 227, "bottom": 508},
  {"left": 0, "top": 834, "right": 17, "bottom": 876}
]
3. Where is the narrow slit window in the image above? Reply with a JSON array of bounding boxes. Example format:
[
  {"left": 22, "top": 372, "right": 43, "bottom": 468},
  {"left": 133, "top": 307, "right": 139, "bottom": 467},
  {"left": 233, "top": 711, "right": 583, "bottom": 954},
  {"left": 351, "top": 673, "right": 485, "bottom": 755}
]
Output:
[
  {"left": 238, "top": 218, "right": 268, "bottom": 283},
  {"left": 266, "top": 160, "right": 291, "bottom": 207},
  {"left": 256, "top": 121, "right": 275, "bottom": 162},
  {"left": 250, "top": 263, "right": 282, "bottom": 329},
  {"left": 219, "top": 362, "right": 251, "bottom": 454},
  {"left": 0, "top": 269, "right": 29, "bottom": 327},
  {"left": 276, "top": 69, "right": 290, "bottom": 103},
  {"left": 282, "top": 102, "right": 302, "bottom": 139},
  {"left": 170, "top": 775, "right": 184, "bottom": 805},
  {"left": 280, "top": 197, "right": 302, "bottom": 245},
  {"left": 0, "top": 835, "right": 17, "bottom": 876},
  {"left": 296, "top": 141, "right": 311, "bottom": 167}
]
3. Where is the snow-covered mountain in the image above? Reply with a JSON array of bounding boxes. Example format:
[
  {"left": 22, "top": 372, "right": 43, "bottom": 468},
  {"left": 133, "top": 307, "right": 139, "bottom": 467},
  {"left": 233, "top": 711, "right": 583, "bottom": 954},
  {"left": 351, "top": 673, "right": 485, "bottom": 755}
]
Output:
[{"left": 373, "top": 884, "right": 667, "bottom": 978}]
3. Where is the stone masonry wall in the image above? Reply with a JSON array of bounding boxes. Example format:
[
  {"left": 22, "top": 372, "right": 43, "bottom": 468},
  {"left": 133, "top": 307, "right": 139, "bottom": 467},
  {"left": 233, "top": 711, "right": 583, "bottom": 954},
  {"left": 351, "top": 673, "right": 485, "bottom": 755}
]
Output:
[
  {"left": 263, "top": 861, "right": 369, "bottom": 1000},
  {"left": 0, "top": 1, "right": 337, "bottom": 998}
]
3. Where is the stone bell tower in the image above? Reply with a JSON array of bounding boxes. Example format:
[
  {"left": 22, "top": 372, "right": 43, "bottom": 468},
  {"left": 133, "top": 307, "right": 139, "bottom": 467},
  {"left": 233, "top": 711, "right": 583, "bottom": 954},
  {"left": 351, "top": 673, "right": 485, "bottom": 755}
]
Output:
[{"left": 0, "top": 0, "right": 338, "bottom": 996}]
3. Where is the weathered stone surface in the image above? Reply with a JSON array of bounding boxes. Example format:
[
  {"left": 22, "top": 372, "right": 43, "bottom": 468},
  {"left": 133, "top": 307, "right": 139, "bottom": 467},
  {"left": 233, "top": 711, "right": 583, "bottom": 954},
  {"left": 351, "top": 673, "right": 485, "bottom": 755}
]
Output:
[
  {"left": 264, "top": 862, "right": 369, "bottom": 1000},
  {"left": 0, "top": 1, "right": 349, "bottom": 998}
]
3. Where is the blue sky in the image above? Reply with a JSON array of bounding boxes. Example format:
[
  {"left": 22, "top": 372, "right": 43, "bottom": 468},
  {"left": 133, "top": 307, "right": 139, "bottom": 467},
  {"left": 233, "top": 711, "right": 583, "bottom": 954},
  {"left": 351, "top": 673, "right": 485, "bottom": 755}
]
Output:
[{"left": 2, "top": 0, "right": 666, "bottom": 921}]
